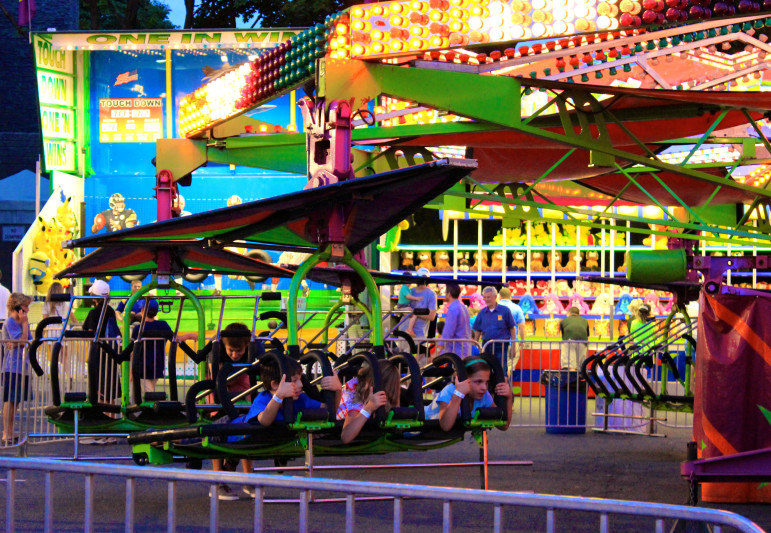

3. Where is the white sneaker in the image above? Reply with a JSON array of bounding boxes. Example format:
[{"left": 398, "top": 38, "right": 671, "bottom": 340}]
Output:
[
  {"left": 242, "top": 486, "right": 256, "bottom": 499},
  {"left": 209, "top": 485, "right": 238, "bottom": 501}
]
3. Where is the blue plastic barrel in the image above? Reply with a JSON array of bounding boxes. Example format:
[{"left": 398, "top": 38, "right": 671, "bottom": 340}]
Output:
[{"left": 541, "top": 370, "right": 587, "bottom": 434}]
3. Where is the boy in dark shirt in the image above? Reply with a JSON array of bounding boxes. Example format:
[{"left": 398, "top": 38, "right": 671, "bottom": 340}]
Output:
[{"left": 131, "top": 299, "right": 196, "bottom": 394}]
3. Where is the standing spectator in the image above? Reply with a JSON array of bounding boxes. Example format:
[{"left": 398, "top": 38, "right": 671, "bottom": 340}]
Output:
[
  {"left": 472, "top": 286, "right": 517, "bottom": 376},
  {"left": 395, "top": 273, "right": 417, "bottom": 311},
  {"left": 42, "top": 281, "right": 78, "bottom": 326},
  {"left": 131, "top": 299, "right": 197, "bottom": 395},
  {"left": 2, "top": 293, "right": 32, "bottom": 444},
  {"left": 559, "top": 306, "right": 590, "bottom": 369},
  {"left": 631, "top": 304, "right": 656, "bottom": 350},
  {"left": 497, "top": 287, "right": 526, "bottom": 341},
  {"left": 0, "top": 270, "right": 10, "bottom": 321},
  {"left": 116, "top": 280, "right": 153, "bottom": 324},
  {"left": 438, "top": 283, "right": 472, "bottom": 358},
  {"left": 83, "top": 280, "right": 122, "bottom": 411},
  {"left": 497, "top": 287, "right": 527, "bottom": 372},
  {"left": 404, "top": 268, "right": 437, "bottom": 339}
]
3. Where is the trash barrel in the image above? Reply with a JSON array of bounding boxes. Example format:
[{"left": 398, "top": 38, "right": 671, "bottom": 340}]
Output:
[{"left": 540, "top": 370, "right": 587, "bottom": 434}]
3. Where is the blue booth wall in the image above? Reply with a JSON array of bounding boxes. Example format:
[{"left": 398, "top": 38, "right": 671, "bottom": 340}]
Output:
[{"left": 85, "top": 49, "right": 312, "bottom": 293}]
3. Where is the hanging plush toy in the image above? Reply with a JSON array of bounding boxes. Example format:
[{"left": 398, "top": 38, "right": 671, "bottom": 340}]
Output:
[
  {"left": 552, "top": 250, "right": 566, "bottom": 271},
  {"left": 539, "top": 293, "right": 565, "bottom": 314},
  {"left": 529, "top": 251, "right": 547, "bottom": 271},
  {"left": 458, "top": 252, "right": 470, "bottom": 272},
  {"left": 510, "top": 251, "right": 526, "bottom": 271},
  {"left": 417, "top": 251, "right": 434, "bottom": 271},
  {"left": 377, "top": 219, "right": 410, "bottom": 252},
  {"left": 433, "top": 250, "right": 452, "bottom": 271},
  {"left": 471, "top": 250, "right": 489, "bottom": 271},
  {"left": 567, "top": 292, "right": 591, "bottom": 314},
  {"left": 531, "top": 223, "right": 550, "bottom": 246},
  {"left": 400, "top": 251, "right": 415, "bottom": 270},
  {"left": 489, "top": 250, "right": 505, "bottom": 271},
  {"left": 644, "top": 292, "right": 666, "bottom": 316},
  {"left": 585, "top": 250, "right": 600, "bottom": 271},
  {"left": 518, "top": 294, "right": 538, "bottom": 316},
  {"left": 591, "top": 293, "right": 614, "bottom": 316},
  {"left": 615, "top": 292, "right": 633, "bottom": 315},
  {"left": 564, "top": 251, "right": 583, "bottom": 271}
]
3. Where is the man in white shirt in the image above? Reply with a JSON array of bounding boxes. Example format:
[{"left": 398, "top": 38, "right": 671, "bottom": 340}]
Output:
[{"left": 0, "top": 270, "right": 10, "bottom": 320}]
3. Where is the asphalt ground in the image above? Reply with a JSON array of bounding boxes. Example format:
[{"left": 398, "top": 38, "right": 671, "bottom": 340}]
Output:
[{"left": 0, "top": 422, "right": 769, "bottom": 532}]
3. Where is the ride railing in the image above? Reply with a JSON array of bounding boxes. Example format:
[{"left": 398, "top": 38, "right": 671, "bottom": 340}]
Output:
[
  {"left": 428, "top": 338, "right": 693, "bottom": 433},
  {"left": 0, "top": 457, "right": 764, "bottom": 533},
  {"left": 0, "top": 336, "right": 93, "bottom": 450}
]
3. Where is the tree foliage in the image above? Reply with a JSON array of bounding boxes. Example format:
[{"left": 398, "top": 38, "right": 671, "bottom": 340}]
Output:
[
  {"left": 192, "top": 0, "right": 357, "bottom": 28},
  {"left": 79, "top": 0, "right": 175, "bottom": 30}
]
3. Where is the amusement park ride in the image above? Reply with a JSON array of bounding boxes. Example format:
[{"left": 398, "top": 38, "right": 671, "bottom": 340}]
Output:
[{"left": 50, "top": 0, "right": 771, "bottom": 499}]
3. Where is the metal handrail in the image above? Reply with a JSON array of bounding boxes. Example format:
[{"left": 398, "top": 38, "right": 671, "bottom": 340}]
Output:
[{"left": 0, "top": 457, "right": 764, "bottom": 533}]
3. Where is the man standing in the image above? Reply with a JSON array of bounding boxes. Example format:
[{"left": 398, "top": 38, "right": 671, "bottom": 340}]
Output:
[
  {"left": 497, "top": 287, "right": 526, "bottom": 342},
  {"left": 559, "top": 306, "right": 590, "bottom": 369},
  {"left": 497, "top": 286, "right": 527, "bottom": 374},
  {"left": 406, "top": 268, "right": 437, "bottom": 339},
  {"left": 472, "top": 286, "right": 517, "bottom": 375},
  {"left": 438, "top": 283, "right": 471, "bottom": 358},
  {"left": 116, "top": 280, "right": 155, "bottom": 324},
  {"left": 0, "top": 270, "right": 9, "bottom": 321}
]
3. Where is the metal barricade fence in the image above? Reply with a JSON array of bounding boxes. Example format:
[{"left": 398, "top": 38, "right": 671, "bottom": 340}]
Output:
[
  {"left": 0, "top": 336, "right": 108, "bottom": 450},
  {"left": 0, "top": 457, "right": 764, "bottom": 533},
  {"left": 130, "top": 336, "right": 202, "bottom": 404},
  {"left": 329, "top": 327, "right": 694, "bottom": 434},
  {"left": 504, "top": 339, "right": 693, "bottom": 433}
]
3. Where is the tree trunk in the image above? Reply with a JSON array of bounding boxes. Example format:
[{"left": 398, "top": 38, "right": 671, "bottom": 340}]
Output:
[
  {"left": 184, "top": 0, "right": 195, "bottom": 28},
  {"left": 90, "top": 0, "right": 98, "bottom": 30},
  {"left": 124, "top": 0, "right": 139, "bottom": 28}
]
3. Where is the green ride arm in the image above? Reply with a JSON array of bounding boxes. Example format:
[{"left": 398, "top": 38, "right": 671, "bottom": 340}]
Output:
[
  {"left": 168, "top": 279, "right": 206, "bottom": 382},
  {"left": 288, "top": 249, "right": 330, "bottom": 346},
  {"left": 121, "top": 279, "right": 159, "bottom": 408},
  {"left": 321, "top": 301, "right": 346, "bottom": 345}
]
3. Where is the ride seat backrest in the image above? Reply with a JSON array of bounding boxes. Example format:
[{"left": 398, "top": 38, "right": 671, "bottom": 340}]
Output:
[
  {"left": 390, "top": 406, "right": 419, "bottom": 420},
  {"left": 478, "top": 350, "right": 507, "bottom": 414},
  {"left": 299, "top": 350, "right": 337, "bottom": 416}
]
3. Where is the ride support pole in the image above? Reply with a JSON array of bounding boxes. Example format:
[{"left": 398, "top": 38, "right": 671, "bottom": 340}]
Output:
[
  {"left": 306, "top": 433, "right": 315, "bottom": 502},
  {"left": 483, "top": 430, "right": 489, "bottom": 490}
]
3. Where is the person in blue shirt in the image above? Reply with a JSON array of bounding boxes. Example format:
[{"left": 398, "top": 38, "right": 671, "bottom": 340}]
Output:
[
  {"left": 116, "top": 280, "right": 157, "bottom": 324},
  {"left": 1, "top": 293, "right": 32, "bottom": 444},
  {"left": 404, "top": 268, "right": 437, "bottom": 339},
  {"left": 472, "top": 286, "right": 517, "bottom": 376},
  {"left": 438, "top": 283, "right": 472, "bottom": 358},
  {"left": 496, "top": 287, "right": 526, "bottom": 342},
  {"left": 237, "top": 357, "right": 341, "bottom": 427},
  {"left": 433, "top": 357, "right": 513, "bottom": 432}
]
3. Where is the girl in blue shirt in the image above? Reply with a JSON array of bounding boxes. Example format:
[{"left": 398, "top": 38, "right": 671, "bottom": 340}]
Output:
[{"left": 435, "top": 357, "right": 513, "bottom": 432}]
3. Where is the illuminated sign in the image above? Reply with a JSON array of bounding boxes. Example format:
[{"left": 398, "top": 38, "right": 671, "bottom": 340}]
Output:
[
  {"left": 43, "top": 139, "right": 77, "bottom": 172},
  {"left": 35, "top": 38, "right": 73, "bottom": 74},
  {"left": 40, "top": 106, "right": 75, "bottom": 140},
  {"left": 347, "top": 0, "right": 626, "bottom": 57},
  {"left": 37, "top": 71, "right": 74, "bottom": 107},
  {"left": 43, "top": 30, "right": 304, "bottom": 50},
  {"left": 99, "top": 98, "right": 163, "bottom": 143}
]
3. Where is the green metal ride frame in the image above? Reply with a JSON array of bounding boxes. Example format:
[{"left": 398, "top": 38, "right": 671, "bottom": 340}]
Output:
[
  {"left": 287, "top": 246, "right": 383, "bottom": 350},
  {"left": 121, "top": 278, "right": 206, "bottom": 409}
]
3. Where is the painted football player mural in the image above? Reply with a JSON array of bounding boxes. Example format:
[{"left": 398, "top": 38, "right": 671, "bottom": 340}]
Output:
[{"left": 91, "top": 193, "right": 138, "bottom": 234}]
